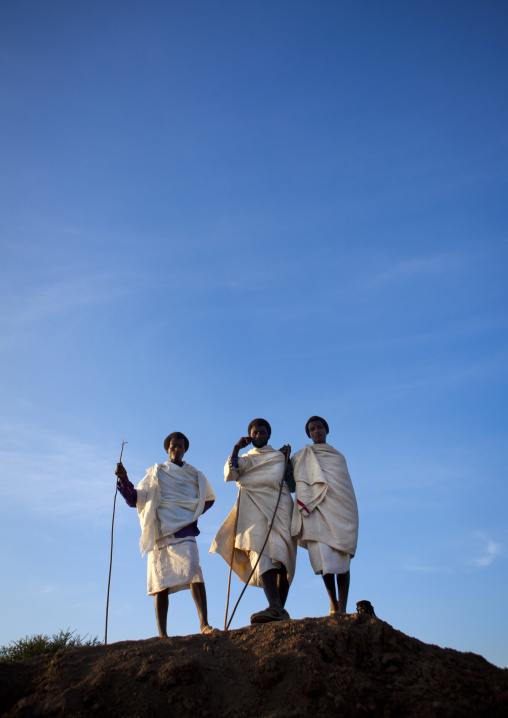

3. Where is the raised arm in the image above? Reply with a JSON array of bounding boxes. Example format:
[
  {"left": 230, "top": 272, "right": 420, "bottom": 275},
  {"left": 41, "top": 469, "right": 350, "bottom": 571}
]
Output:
[
  {"left": 227, "top": 436, "right": 251, "bottom": 472},
  {"left": 278, "top": 444, "right": 295, "bottom": 492},
  {"left": 114, "top": 462, "right": 137, "bottom": 507},
  {"left": 225, "top": 436, "right": 252, "bottom": 480}
]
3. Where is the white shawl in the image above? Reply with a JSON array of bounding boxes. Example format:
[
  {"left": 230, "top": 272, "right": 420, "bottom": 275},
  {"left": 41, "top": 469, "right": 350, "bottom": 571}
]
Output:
[
  {"left": 291, "top": 444, "right": 358, "bottom": 556},
  {"left": 136, "top": 461, "right": 215, "bottom": 556},
  {"left": 210, "top": 446, "right": 296, "bottom": 586}
]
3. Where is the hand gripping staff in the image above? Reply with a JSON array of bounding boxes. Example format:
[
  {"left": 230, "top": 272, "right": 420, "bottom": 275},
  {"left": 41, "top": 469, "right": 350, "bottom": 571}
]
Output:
[
  {"left": 105, "top": 440, "right": 127, "bottom": 645},
  {"left": 223, "top": 446, "right": 291, "bottom": 631}
]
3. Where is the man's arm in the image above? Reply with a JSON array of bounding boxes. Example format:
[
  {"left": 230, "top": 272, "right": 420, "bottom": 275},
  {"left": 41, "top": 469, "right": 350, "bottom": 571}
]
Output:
[
  {"left": 278, "top": 445, "right": 295, "bottom": 492},
  {"left": 114, "top": 462, "right": 137, "bottom": 507},
  {"left": 226, "top": 436, "right": 251, "bottom": 476},
  {"left": 284, "top": 462, "right": 296, "bottom": 493}
]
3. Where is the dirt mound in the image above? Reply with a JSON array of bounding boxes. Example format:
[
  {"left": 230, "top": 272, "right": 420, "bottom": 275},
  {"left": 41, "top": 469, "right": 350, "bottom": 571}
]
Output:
[{"left": 1, "top": 614, "right": 507, "bottom": 717}]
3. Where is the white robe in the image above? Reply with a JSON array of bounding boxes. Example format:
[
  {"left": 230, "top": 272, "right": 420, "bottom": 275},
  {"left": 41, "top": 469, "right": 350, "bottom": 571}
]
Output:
[
  {"left": 136, "top": 461, "right": 216, "bottom": 595},
  {"left": 210, "top": 446, "right": 297, "bottom": 587},
  {"left": 291, "top": 444, "right": 358, "bottom": 557},
  {"left": 136, "top": 461, "right": 215, "bottom": 557}
]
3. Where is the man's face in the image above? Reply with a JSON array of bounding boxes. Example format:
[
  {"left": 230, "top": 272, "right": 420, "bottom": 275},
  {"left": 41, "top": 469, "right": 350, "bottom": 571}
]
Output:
[
  {"left": 167, "top": 437, "right": 186, "bottom": 465},
  {"left": 308, "top": 420, "right": 327, "bottom": 444},
  {"left": 250, "top": 424, "right": 269, "bottom": 448}
]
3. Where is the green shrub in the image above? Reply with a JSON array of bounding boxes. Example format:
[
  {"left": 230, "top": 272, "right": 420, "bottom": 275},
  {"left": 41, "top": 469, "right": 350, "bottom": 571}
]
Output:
[{"left": 0, "top": 629, "right": 102, "bottom": 662}]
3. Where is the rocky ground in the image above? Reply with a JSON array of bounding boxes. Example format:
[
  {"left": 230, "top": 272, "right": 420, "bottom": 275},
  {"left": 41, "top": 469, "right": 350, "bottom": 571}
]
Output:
[{"left": 1, "top": 614, "right": 507, "bottom": 717}]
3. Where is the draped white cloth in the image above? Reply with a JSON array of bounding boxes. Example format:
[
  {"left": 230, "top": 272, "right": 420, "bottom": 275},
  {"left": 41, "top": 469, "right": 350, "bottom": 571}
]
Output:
[
  {"left": 136, "top": 461, "right": 216, "bottom": 557},
  {"left": 147, "top": 536, "right": 204, "bottom": 595},
  {"left": 210, "top": 445, "right": 296, "bottom": 587},
  {"left": 291, "top": 444, "right": 358, "bottom": 557},
  {"left": 307, "top": 541, "right": 350, "bottom": 576}
]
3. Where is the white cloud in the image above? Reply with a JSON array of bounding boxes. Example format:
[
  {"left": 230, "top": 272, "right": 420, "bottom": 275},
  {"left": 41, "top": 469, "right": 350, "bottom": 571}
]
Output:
[
  {"left": 340, "top": 314, "right": 508, "bottom": 353},
  {"left": 359, "top": 251, "right": 470, "bottom": 292},
  {"left": 400, "top": 531, "right": 504, "bottom": 574},
  {"left": 0, "top": 422, "right": 119, "bottom": 519},
  {"left": 0, "top": 271, "right": 126, "bottom": 348},
  {"left": 40, "top": 585, "right": 57, "bottom": 595},
  {"left": 391, "top": 351, "right": 508, "bottom": 394},
  {"left": 402, "top": 561, "right": 453, "bottom": 574},
  {"left": 35, "top": 275, "right": 121, "bottom": 320},
  {"left": 468, "top": 532, "right": 502, "bottom": 568}
]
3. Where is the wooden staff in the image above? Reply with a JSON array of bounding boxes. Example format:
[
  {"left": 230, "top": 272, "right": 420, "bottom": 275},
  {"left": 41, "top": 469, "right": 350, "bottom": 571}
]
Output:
[
  {"left": 223, "top": 486, "right": 242, "bottom": 630},
  {"left": 105, "top": 440, "right": 127, "bottom": 645}
]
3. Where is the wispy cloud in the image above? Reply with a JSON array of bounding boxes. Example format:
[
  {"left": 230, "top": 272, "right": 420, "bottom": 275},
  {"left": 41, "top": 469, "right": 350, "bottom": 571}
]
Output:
[
  {"left": 0, "top": 422, "right": 120, "bottom": 519},
  {"left": 0, "top": 256, "right": 301, "bottom": 353},
  {"left": 400, "top": 531, "right": 504, "bottom": 574},
  {"left": 40, "top": 585, "right": 57, "bottom": 595},
  {"left": 34, "top": 581, "right": 99, "bottom": 598},
  {"left": 148, "top": 258, "right": 302, "bottom": 294},
  {"left": 386, "top": 350, "right": 508, "bottom": 396},
  {"left": 402, "top": 562, "right": 453, "bottom": 574},
  {"left": 0, "top": 270, "right": 126, "bottom": 348},
  {"left": 467, "top": 532, "right": 502, "bottom": 568},
  {"left": 358, "top": 252, "right": 471, "bottom": 292},
  {"left": 339, "top": 314, "right": 508, "bottom": 353}
]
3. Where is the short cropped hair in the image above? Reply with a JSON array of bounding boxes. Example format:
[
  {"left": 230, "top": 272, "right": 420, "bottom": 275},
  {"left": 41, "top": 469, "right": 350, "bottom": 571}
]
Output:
[
  {"left": 247, "top": 418, "right": 272, "bottom": 439},
  {"left": 305, "top": 416, "right": 329, "bottom": 438},
  {"left": 164, "top": 432, "right": 190, "bottom": 453}
]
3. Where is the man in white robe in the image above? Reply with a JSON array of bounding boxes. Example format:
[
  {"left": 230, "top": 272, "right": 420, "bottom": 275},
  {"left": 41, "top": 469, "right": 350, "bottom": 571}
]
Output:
[
  {"left": 115, "top": 431, "right": 217, "bottom": 636},
  {"left": 210, "top": 418, "right": 296, "bottom": 623},
  {"left": 291, "top": 416, "right": 359, "bottom": 615}
]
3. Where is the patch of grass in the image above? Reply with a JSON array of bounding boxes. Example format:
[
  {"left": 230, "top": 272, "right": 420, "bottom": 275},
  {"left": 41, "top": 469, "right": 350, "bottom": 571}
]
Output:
[{"left": 0, "top": 629, "right": 102, "bottom": 662}]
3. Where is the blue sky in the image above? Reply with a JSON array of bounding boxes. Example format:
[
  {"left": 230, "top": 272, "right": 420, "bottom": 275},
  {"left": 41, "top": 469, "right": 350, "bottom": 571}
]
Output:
[{"left": 1, "top": 1, "right": 507, "bottom": 668}]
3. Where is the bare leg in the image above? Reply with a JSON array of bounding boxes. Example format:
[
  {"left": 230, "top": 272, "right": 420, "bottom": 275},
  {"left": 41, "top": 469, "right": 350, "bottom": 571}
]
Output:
[
  {"left": 190, "top": 582, "right": 209, "bottom": 631},
  {"left": 277, "top": 566, "right": 290, "bottom": 608},
  {"left": 337, "top": 571, "right": 350, "bottom": 614},
  {"left": 261, "top": 569, "right": 283, "bottom": 610},
  {"left": 322, "top": 573, "right": 339, "bottom": 613},
  {"left": 154, "top": 589, "right": 169, "bottom": 637}
]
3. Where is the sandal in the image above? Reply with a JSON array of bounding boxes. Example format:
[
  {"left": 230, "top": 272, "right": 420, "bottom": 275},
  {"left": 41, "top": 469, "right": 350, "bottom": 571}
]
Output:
[
  {"left": 201, "top": 625, "right": 220, "bottom": 634},
  {"left": 250, "top": 607, "right": 290, "bottom": 624}
]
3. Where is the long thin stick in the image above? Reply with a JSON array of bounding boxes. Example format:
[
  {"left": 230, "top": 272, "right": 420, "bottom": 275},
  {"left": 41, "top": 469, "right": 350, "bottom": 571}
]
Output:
[
  {"left": 225, "top": 447, "right": 290, "bottom": 631},
  {"left": 105, "top": 440, "right": 127, "bottom": 645},
  {"left": 223, "top": 487, "right": 242, "bottom": 630}
]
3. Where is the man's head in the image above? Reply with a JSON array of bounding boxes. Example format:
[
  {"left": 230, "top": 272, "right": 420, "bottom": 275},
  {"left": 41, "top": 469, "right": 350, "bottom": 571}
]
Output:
[
  {"left": 163, "top": 431, "right": 189, "bottom": 465},
  {"left": 305, "top": 416, "right": 329, "bottom": 444},
  {"left": 247, "top": 418, "right": 271, "bottom": 448}
]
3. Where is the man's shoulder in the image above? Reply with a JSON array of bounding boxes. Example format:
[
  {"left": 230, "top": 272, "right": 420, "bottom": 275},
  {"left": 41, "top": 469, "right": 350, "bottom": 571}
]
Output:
[
  {"left": 314, "top": 443, "right": 343, "bottom": 455},
  {"left": 182, "top": 461, "right": 201, "bottom": 475},
  {"left": 292, "top": 445, "right": 311, "bottom": 461},
  {"left": 237, "top": 445, "right": 281, "bottom": 466},
  {"left": 258, "top": 444, "right": 280, "bottom": 454},
  {"left": 251, "top": 445, "right": 283, "bottom": 459},
  {"left": 144, "top": 462, "right": 161, "bottom": 475}
]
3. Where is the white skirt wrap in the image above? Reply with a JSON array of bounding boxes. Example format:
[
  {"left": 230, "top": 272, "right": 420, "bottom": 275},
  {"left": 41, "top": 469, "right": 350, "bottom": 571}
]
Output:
[
  {"left": 307, "top": 541, "right": 351, "bottom": 576},
  {"left": 147, "top": 536, "right": 204, "bottom": 596}
]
